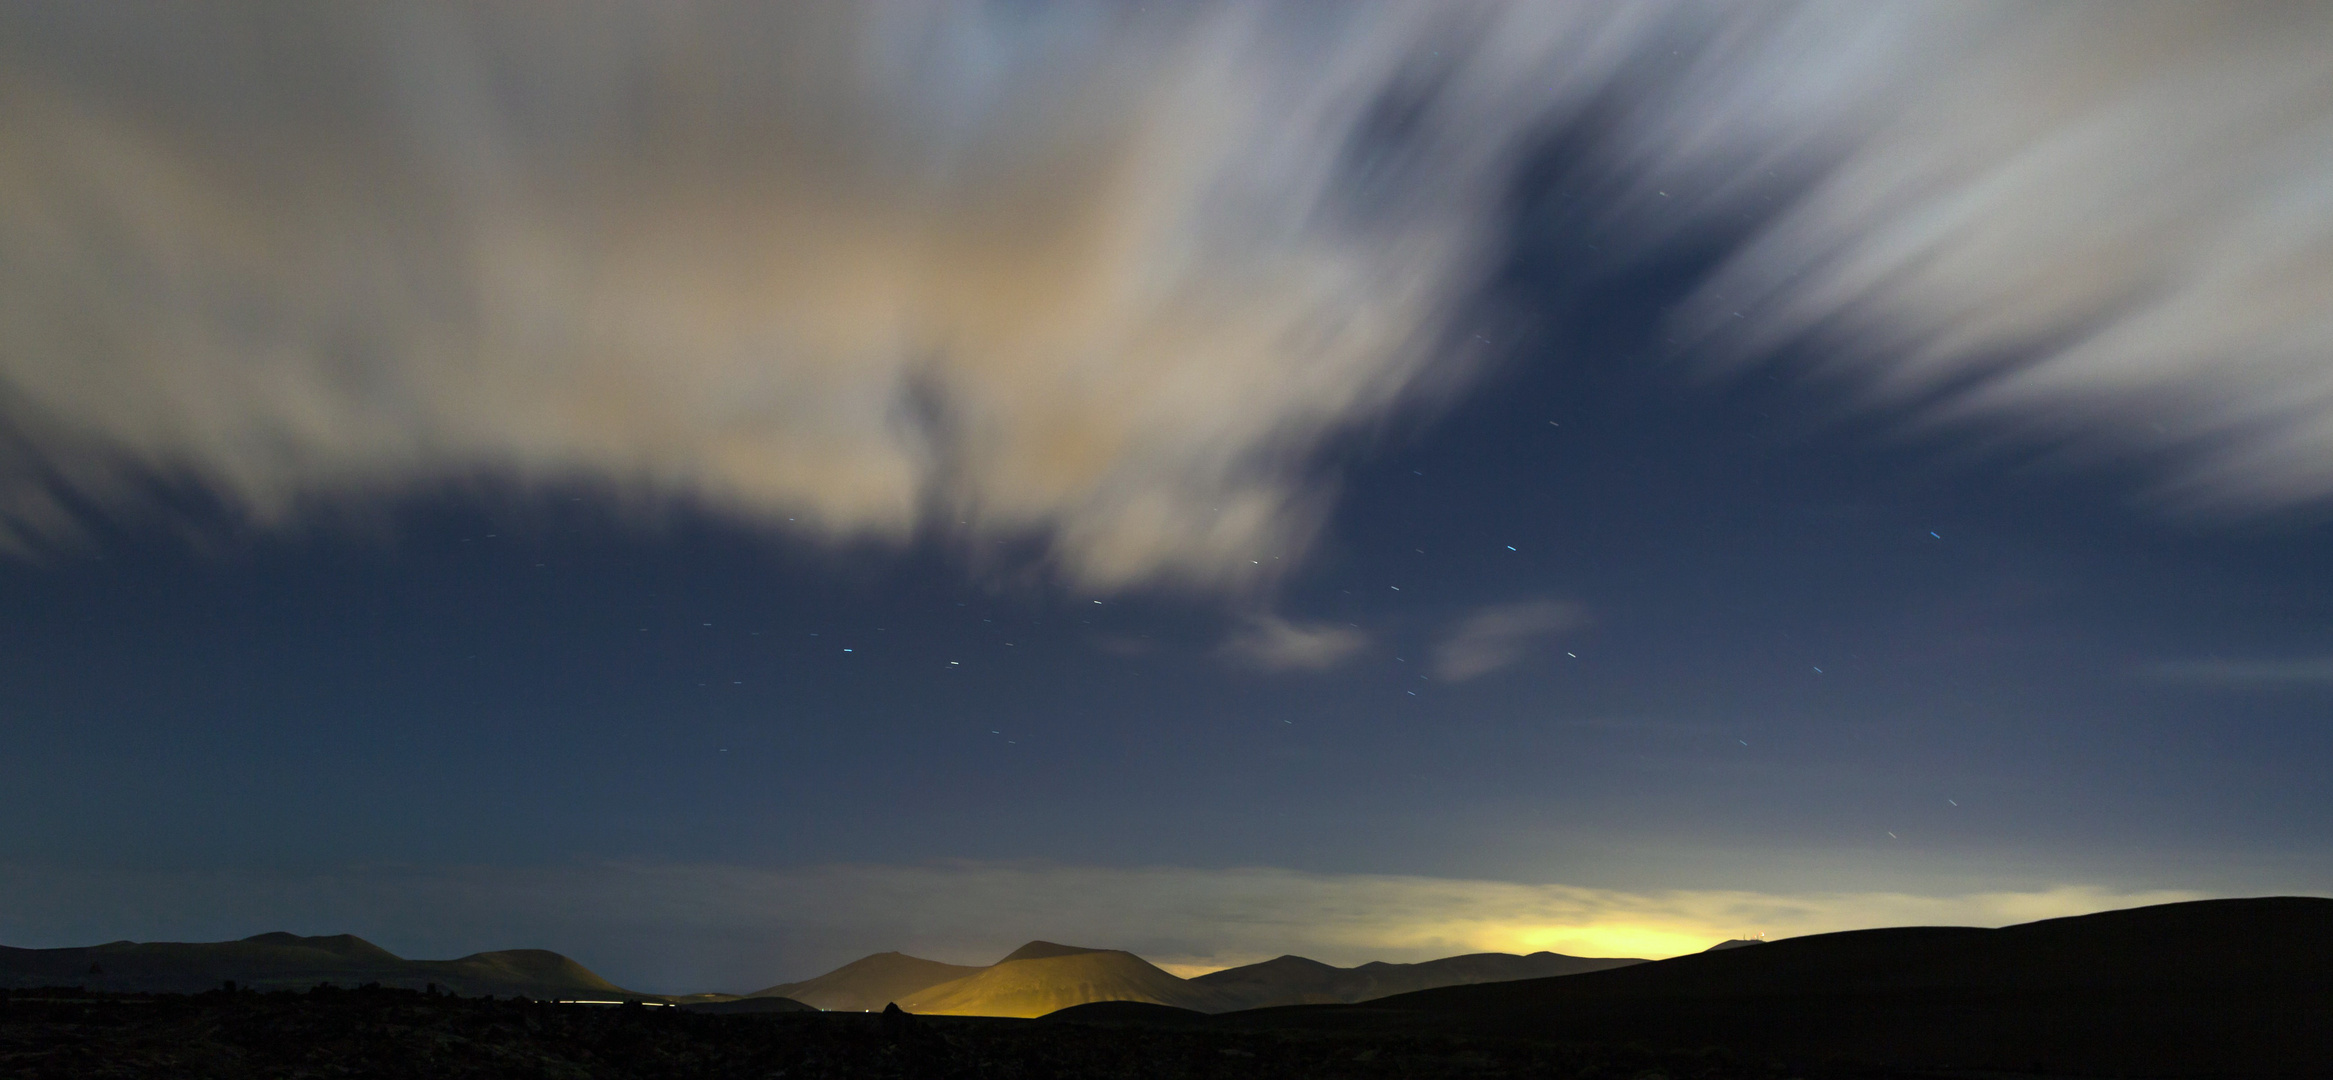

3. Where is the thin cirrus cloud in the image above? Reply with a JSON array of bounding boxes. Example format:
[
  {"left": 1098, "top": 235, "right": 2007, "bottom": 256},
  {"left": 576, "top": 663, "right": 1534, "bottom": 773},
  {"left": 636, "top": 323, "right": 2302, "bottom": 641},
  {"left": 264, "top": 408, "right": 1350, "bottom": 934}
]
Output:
[
  {"left": 1, "top": 3, "right": 2328, "bottom": 589},
  {"left": 1218, "top": 614, "right": 1370, "bottom": 672},
  {"left": 1433, "top": 600, "right": 1588, "bottom": 681},
  {"left": 2148, "top": 657, "right": 2333, "bottom": 687},
  {"left": 0, "top": 859, "right": 2208, "bottom": 993}
]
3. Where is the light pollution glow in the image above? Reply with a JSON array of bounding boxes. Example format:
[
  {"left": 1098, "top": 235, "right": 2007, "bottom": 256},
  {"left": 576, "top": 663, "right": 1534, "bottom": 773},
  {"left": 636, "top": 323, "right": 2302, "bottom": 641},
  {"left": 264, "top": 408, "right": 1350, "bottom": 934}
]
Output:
[{"left": 0, "top": 860, "right": 2211, "bottom": 991}]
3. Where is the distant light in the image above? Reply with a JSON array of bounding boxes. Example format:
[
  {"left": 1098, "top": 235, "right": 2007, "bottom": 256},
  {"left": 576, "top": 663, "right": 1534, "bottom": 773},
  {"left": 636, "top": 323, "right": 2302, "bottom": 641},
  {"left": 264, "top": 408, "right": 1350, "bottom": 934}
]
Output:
[
  {"left": 1506, "top": 546, "right": 1516, "bottom": 551},
  {"left": 844, "top": 648, "right": 853, "bottom": 652}
]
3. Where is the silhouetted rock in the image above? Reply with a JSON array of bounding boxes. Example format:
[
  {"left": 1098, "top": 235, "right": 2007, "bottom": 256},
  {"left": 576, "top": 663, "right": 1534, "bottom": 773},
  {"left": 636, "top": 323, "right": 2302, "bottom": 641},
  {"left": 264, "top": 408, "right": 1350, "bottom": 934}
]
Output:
[{"left": 879, "top": 1000, "right": 914, "bottom": 1040}]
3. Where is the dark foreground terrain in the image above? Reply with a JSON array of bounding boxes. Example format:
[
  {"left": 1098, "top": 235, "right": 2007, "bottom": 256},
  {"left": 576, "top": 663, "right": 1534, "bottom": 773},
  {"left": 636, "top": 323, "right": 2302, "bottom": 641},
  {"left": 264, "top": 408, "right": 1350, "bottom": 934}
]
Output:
[
  {"left": 1284, "top": 896, "right": 2333, "bottom": 1078},
  {"left": 4, "top": 898, "right": 2325, "bottom": 1078},
  {"left": 2, "top": 985, "right": 1850, "bottom": 1080}
]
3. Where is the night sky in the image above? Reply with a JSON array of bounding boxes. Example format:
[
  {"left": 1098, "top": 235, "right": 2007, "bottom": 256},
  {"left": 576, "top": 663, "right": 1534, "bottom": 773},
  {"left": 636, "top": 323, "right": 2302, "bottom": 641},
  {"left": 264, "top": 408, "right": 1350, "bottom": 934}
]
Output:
[{"left": 4, "top": 3, "right": 2331, "bottom": 993}]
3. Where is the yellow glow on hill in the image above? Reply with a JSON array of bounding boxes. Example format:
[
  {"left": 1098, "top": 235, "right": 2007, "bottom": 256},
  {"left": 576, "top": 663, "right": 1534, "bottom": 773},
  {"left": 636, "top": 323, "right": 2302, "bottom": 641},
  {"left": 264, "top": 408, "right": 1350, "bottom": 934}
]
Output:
[
  {"left": 1489, "top": 923, "right": 1723, "bottom": 961},
  {"left": 1321, "top": 915, "right": 1734, "bottom": 963}
]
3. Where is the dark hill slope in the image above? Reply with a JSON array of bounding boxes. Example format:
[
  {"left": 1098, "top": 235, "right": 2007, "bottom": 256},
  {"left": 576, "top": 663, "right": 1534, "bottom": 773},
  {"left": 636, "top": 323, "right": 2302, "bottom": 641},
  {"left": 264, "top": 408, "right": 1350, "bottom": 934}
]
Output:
[
  {"left": 1194, "top": 950, "right": 1641, "bottom": 1009},
  {"left": 0, "top": 932, "right": 634, "bottom": 999},
  {"left": 1188, "top": 955, "right": 1346, "bottom": 1006},
  {"left": 1233, "top": 897, "right": 2333, "bottom": 1077}
]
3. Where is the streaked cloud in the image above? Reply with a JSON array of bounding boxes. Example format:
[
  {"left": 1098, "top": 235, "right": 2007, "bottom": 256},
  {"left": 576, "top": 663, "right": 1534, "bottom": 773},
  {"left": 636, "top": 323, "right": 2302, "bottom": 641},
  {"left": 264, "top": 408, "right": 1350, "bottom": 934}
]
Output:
[
  {"left": 1669, "top": 3, "right": 2333, "bottom": 512},
  {"left": 1, "top": 3, "right": 2327, "bottom": 589},
  {"left": 1433, "top": 600, "right": 1587, "bottom": 681},
  {"left": 2149, "top": 657, "right": 2333, "bottom": 687},
  {"left": 1219, "top": 615, "right": 1369, "bottom": 672},
  {"left": 0, "top": 859, "right": 2210, "bottom": 993},
  {"left": 0, "top": 3, "right": 1501, "bottom": 590}
]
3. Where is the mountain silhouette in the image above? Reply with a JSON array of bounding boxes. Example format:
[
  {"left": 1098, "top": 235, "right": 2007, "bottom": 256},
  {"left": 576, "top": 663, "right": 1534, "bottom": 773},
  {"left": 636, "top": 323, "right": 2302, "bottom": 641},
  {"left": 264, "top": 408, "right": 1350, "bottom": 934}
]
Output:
[
  {"left": 0, "top": 932, "right": 637, "bottom": 999},
  {"left": 748, "top": 940, "right": 1644, "bottom": 1017}
]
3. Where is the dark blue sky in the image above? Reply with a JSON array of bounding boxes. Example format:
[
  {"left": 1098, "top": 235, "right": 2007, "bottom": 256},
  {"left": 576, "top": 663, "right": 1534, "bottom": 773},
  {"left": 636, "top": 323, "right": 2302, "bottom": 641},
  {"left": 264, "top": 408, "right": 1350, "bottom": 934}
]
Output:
[
  {"left": 8, "top": 223, "right": 2330, "bottom": 952},
  {"left": 3, "top": 3, "right": 2329, "bottom": 992}
]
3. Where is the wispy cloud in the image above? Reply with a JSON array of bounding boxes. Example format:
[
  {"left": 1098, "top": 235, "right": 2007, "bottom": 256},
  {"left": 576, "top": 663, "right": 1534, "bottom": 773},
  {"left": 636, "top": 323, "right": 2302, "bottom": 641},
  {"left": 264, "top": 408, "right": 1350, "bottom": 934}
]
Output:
[
  {"left": 1, "top": 4, "right": 2327, "bottom": 585},
  {"left": 1433, "top": 600, "right": 1587, "bottom": 681},
  {"left": 1219, "top": 615, "right": 1369, "bottom": 671},
  {"left": 2149, "top": 657, "right": 2333, "bottom": 686},
  {"left": 0, "top": 860, "right": 2210, "bottom": 993}
]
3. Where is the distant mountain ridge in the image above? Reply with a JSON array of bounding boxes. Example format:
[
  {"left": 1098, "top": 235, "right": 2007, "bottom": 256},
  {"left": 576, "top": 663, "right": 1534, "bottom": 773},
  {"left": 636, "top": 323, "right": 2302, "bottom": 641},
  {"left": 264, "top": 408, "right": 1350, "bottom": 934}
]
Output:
[
  {"left": 0, "top": 932, "right": 642, "bottom": 1000},
  {"left": 749, "top": 940, "right": 1645, "bottom": 1017}
]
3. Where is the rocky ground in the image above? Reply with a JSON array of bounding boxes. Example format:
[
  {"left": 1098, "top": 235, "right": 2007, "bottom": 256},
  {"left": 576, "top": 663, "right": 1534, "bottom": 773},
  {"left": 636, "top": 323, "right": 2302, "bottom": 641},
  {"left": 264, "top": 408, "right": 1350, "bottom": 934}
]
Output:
[{"left": 0, "top": 986, "right": 1855, "bottom": 1080}]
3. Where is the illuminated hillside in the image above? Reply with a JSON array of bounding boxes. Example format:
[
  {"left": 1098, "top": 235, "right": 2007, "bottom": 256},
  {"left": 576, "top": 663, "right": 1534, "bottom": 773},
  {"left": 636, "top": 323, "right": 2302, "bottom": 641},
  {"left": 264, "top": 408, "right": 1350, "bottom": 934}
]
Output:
[{"left": 902, "top": 944, "right": 1233, "bottom": 1018}]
